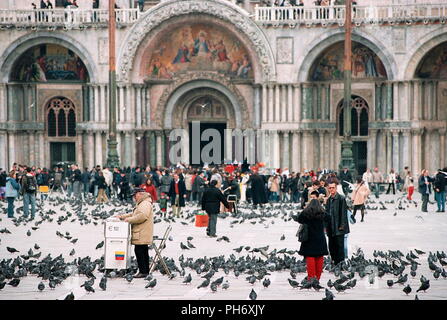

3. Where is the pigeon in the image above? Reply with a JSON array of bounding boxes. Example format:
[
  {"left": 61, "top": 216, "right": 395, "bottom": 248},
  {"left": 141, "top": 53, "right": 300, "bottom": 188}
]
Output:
[
  {"left": 34, "top": 243, "right": 40, "bottom": 250},
  {"left": 222, "top": 281, "right": 230, "bottom": 290},
  {"left": 395, "top": 274, "right": 408, "bottom": 285},
  {"left": 183, "top": 273, "right": 192, "bottom": 284},
  {"left": 333, "top": 283, "right": 347, "bottom": 293},
  {"left": 0, "top": 282, "right": 6, "bottom": 290},
  {"left": 403, "top": 284, "right": 412, "bottom": 295},
  {"left": 247, "top": 275, "right": 257, "bottom": 285},
  {"left": 95, "top": 241, "right": 104, "bottom": 250},
  {"left": 64, "top": 292, "right": 75, "bottom": 300},
  {"left": 145, "top": 278, "right": 157, "bottom": 289},
  {"left": 387, "top": 280, "right": 394, "bottom": 288},
  {"left": 99, "top": 277, "right": 107, "bottom": 291},
  {"left": 186, "top": 241, "right": 195, "bottom": 249},
  {"left": 212, "top": 276, "right": 224, "bottom": 287},
  {"left": 8, "top": 279, "right": 20, "bottom": 287},
  {"left": 262, "top": 278, "right": 271, "bottom": 288},
  {"left": 323, "top": 288, "right": 335, "bottom": 300},
  {"left": 180, "top": 242, "right": 189, "bottom": 250},
  {"left": 7, "top": 247, "right": 19, "bottom": 253},
  {"left": 49, "top": 280, "right": 56, "bottom": 289},
  {"left": 144, "top": 274, "right": 154, "bottom": 281},
  {"left": 288, "top": 278, "right": 300, "bottom": 289},
  {"left": 210, "top": 282, "right": 218, "bottom": 293},
  {"left": 416, "top": 280, "right": 430, "bottom": 293},
  {"left": 280, "top": 234, "right": 285, "bottom": 241},
  {"left": 249, "top": 288, "right": 257, "bottom": 300},
  {"left": 197, "top": 278, "right": 210, "bottom": 289},
  {"left": 84, "top": 284, "right": 95, "bottom": 293},
  {"left": 69, "top": 249, "right": 76, "bottom": 256},
  {"left": 125, "top": 273, "right": 133, "bottom": 283},
  {"left": 27, "top": 230, "right": 31, "bottom": 236},
  {"left": 38, "top": 282, "right": 45, "bottom": 292},
  {"left": 233, "top": 246, "right": 244, "bottom": 253}
]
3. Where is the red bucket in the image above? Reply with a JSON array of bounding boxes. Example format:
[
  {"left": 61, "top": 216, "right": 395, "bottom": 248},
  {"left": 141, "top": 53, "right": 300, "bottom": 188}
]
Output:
[{"left": 195, "top": 214, "right": 209, "bottom": 227}]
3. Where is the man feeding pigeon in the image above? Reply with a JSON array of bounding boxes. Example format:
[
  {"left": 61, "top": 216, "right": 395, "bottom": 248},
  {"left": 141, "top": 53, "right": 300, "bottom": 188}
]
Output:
[
  {"left": 117, "top": 188, "right": 154, "bottom": 278},
  {"left": 201, "top": 180, "right": 229, "bottom": 237}
]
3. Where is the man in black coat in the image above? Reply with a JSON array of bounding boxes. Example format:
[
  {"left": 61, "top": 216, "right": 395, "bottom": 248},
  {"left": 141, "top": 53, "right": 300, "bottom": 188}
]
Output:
[
  {"left": 419, "top": 169, "right": 434, "bottom": 213},
  {"left": 325, "top": 181, "right": 350, "bottom": 266},
  {"left": 434, "top": 168, "right": 447, "bottom": 212},
  {"left": 201, "top": 180, "right": 229, "bottom": 237},
  {"left": 168, "top": 173, "right": 187, "bottom": 217},
  {"left": 247, "top": 172, "right": 268, "bottom": 207}
]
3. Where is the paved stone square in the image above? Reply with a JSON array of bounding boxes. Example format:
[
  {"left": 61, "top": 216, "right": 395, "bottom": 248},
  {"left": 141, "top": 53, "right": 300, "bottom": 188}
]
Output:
[{"left": 0, "top": 192, "right": 446, "bottom": 300}]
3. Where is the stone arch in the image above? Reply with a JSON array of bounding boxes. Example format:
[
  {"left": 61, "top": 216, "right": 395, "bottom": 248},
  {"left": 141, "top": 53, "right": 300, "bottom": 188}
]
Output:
[
  {"left": 404, "top": 27, "right": 447, "bottom": 80},
  {"left": 117, "top": 0, "right": 276, "bottom": 83},
  {"left": 297, "top": 29, "right": 397, "bottom": 82},
  {"left": 160, "top": 74, "right": 249, "bottom": 130},
  {"left": 0, "top": 31, "right": 98, "bottom": 83}
]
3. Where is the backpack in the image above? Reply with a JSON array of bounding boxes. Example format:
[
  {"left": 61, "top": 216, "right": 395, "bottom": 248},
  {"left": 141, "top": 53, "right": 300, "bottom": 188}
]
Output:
[{"left": 24, "top": 175, "right": 37, "bottom": 193}]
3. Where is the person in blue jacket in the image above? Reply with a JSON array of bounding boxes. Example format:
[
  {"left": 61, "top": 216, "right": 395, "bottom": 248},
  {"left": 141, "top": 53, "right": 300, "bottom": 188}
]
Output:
[{"left": 5, "top": 171, "right": 20, "bottom": 218}]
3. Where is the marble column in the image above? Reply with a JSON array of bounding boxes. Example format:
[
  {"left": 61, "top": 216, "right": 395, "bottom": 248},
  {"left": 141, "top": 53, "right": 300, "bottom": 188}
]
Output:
[
  {"left": 135, "top": 85, "right": 142, "bottom": 128},
  {"left": 275, "top": 84, "right": 280, "bottom": 122},
  {"left": 29, "top": 131, "right": 35, "bottom": 166},
  {"left": 367, "top": 129, "right": 377, "bottom": 170},
  {"left": 126, "top": 85, "right": 133, "bottom": 124},
  {"left": 402, "top": 81, "right": 410, "bottom": 121},
  {"left": 0, "top": 132, "right": 7, "bottom": 170},
  {"left": 264, "top": 130, "right": 270, "bottom": 168},
  {"left": 281, "top": 85, "right": 287, "bottom": 122},
  {"left": 145, "top": 86, "right": 151, "bottom": 127},
  {"left": 401, "top": 130, "right": 411, "bottom": 170},
  {"left": 39, "top": 132, "right": 45, "bottom": 168},
  {"left": 393, "top": 82, "right": 399, "bottom": 121},
  {"left": 391, "top": 129, "right": 400, "bottom": 172},
  {"left": 119, "top": 85, "right": 125, "bottom": 123},
  {"left": 412, "top": 81, "right": 421, "bottom": 121},
  {"left": 273, "top": 130, "right": 280, "bottom": 168},
  {"left": 411, "top": 129, "right": 423, "bottom": 175},
  {"left": 386, "top": 82, "right": 393, "bottom": 120},
  {"left": 88, "top": 85, "right": 95, "bottom": 122},
  {"left": 287, "top": 85, "right": 293, "bottom": 122},
  {"left": 282, "top": 131, "right": 290, "bottom": 169},
  {"left": 291, "top": 131, "right": 300, "bottom": 172},
  {"left": 302, "top": 130, "right": 311, "bottom": 170},
  {"left": 439, "top": 129, "right": 446, "bottom": 169},
  {"left": 318, "top": 130, "right": 325, "bottom": 169},
  {"left": 293, "top": 84, "right": 300, "bottom": 122},
  {"left": 130, "top": 131, "right": 137, "bottom": 167},
  {"left": 386, "top": 131, "right": 392, "bottom": 173},
  {"left": 94, "top": 85, "right": 100, "bottom": 122},
  {"left": 426, "top": 81, "right": 433, "bottom": 121},
  {"left": 95, "top": 131, "right": 103, "bottom": 166},
  {"left": 267, "top": 84, "right": 274, "bottom": 123},
  {"left": 156, "top": 130, "right": 162, "bottom": 166},
  {"left": 123, "top": 132, "right": 131, "bottom": 167},
  {"left": 301, "top": 84, "right": 313, "bottom": 120},
  {"left": 254, "top": 85, "right": 261, "bottom": 128},
  {"left": 378, "top": 130, "right": 387, "bottom": 172},
  {"left": 7, "top": 132, "right": 15, "bottom": 166},
  {"left": 101, "top": 84, "right": 107, "bottom": 122},
  {"left": 262, "top": 84, "right": 267, "bottom": 124},
  {"left": 0, "top": 84, "right": 6, "bottom": 123},
  {"left": 76, "top": 132, "right": 83, "bottom": 168}
]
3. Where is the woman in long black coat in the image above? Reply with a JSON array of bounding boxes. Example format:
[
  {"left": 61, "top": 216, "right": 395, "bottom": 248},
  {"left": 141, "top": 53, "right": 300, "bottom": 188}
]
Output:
[
  {"left": 247, "top": 173, "right": 268, "bottom": 206},
  {"left": 293, "top": 198, "right": 329, "bottom": 281}
]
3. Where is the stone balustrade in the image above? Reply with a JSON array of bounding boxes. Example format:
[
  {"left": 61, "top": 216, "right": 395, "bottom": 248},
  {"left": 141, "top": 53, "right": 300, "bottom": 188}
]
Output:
[
  {"left": 0, "top": 8, "right": 139, "bottom": 28},
  {"left": 254, "top": 3, "right": 447, "bottom": 26}
]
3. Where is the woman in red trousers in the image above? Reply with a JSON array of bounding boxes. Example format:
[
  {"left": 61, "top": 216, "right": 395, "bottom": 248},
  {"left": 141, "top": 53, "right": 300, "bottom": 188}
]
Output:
[
  {"left": 294, "top": 196, "right": 329, "bottom": 281},
  {"left": 140, "top": 178, "right": 158, "bottom": 202}
]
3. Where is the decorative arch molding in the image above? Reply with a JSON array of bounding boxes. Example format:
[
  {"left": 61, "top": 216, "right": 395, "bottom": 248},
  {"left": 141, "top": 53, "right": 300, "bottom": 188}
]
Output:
[
  {"left": 404, "top": 27, "right": 447, "bottom": 80},
  {"left": 297, "top": 29, "right": 397, "bottom": 82},
  {"left": 160, "top": 72, "right": 250, "bottom": 129},
  {"left": 0, "top": 31, "right": 98, "bottom": 83},
  {"left": 117, "top": 0, "right": 276, "bottom": 83}
]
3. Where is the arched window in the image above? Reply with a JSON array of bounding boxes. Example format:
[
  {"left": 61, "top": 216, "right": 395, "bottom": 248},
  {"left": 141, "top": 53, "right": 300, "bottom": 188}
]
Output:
[
  {"left": 338, "top": 96, "right": 369, "bottom": 137},
  {"left": 47, "top": 97, "right": 76, "bottom": 137}
]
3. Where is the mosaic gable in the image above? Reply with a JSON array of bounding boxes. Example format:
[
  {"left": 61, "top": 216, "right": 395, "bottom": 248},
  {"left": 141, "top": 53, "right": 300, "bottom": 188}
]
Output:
[
  {"left": 310, "top": 41, "right": 387, "bottom": 81},
  {"left": 141, "top": 23, "right": 254, "bottom": 80},
  {"left": 416, "top": 42, "right": 447, "bottom": 79},
  {"left": 10, "top": 44, "right": 89, "bottom": 82}
]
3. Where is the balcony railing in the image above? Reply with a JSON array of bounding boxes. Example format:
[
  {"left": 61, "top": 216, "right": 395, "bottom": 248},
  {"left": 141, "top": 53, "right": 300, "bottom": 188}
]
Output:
[
  {"left": 254, "top": 4, "right": 447, "bottom": 25},
  {"left": 0, "top": 8, "right": 140, "bottom": 27}
]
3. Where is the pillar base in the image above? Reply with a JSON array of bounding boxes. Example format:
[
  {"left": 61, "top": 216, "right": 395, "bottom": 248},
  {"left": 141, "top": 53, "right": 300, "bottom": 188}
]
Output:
[{"left": 106, "top": 138, "right": 120, "bottom": 168}]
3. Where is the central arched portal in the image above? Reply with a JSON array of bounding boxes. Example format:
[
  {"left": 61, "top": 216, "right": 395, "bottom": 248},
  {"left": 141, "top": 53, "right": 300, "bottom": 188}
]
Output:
[{"left": 170, "top": 86, "right": 237, "bottom": 166}]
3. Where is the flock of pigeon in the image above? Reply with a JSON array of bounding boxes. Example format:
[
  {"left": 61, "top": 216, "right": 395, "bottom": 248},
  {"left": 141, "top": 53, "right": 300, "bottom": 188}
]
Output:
[{"left": 0, "top": 192, "right": 446, "bottom": 300}]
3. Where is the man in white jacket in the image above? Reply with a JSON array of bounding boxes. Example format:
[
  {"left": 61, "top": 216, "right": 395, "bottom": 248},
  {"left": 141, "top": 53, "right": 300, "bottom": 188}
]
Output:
[{"left": 103, "top": 166, "right": 113, "bottom": 197}]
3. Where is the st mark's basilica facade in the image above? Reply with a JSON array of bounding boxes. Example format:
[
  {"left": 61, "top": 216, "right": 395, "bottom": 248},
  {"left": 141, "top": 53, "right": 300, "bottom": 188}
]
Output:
[{"left": 0, "top": 0, "right": 446, "bottom": 175}]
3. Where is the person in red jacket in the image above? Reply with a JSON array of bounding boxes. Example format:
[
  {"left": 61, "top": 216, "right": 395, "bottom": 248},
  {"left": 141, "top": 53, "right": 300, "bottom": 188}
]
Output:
[{"left": 140, "top": 178, "right": 158, "bottom": 202}]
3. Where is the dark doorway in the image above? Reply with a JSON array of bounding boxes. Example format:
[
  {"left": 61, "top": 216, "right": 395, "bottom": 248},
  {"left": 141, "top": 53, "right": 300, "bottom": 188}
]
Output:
[
  {"left": 353, "top": 141, "right": 367, "bottom": 176},
  {"left": 189, "top": 122, "right": 226, "bottom": 166},
  {"left": 50, "top": 142, "right": 76, "bottom": 168}
]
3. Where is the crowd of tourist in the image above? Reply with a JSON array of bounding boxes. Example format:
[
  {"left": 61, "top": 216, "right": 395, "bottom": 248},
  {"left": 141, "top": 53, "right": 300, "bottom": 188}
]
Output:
[{"left": 0, "top": 161, "right": 446, "bottom": 220}]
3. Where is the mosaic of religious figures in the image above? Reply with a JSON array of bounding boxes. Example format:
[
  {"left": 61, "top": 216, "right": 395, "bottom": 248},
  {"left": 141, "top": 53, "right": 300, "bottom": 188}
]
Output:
[
  {"left": 416, "top": 42, "right": 447, "bottom": 79},
  {"left": 10, "top": 44, "right": 89, "bottom": 82},
  {"left": 143, "top": 23, "right": 253, "bottom": 80},
  {"left": 310, "top": 42, "right": 387, "bottom": 81}
]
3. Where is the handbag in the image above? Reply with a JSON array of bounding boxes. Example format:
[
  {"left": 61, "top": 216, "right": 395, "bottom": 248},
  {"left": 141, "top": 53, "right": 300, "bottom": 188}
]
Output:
[{"left": 297, "top": 223, "right": 308, "bottom": 242}]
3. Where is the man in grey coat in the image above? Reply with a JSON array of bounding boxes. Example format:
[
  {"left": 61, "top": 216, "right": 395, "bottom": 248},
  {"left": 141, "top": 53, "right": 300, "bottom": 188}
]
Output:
[{"left": 325, "top": 180, "right": 350, "bottom": 266}]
